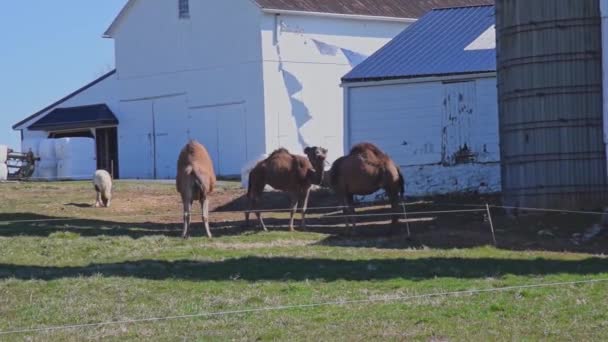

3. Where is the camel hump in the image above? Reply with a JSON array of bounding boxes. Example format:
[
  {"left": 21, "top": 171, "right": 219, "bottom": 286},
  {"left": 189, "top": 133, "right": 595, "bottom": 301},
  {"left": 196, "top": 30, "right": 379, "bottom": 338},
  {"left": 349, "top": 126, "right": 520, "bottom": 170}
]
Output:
[
  {"left": 268, "top": 148, "right": 290, "bottom": 158},
  {"left": 350, "top": 142, "right": 387, "bottom": 159}
]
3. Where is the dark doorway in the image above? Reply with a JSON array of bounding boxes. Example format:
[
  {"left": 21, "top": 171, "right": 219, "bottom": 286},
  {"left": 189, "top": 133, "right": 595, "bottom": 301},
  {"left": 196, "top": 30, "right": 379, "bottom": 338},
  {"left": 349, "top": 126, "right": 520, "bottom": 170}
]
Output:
[
  {"left": 49, "top": 130, "right": 94, "bottom": 139},
  {"left": 96, "top": 127, "right": 119, "bottom": 179},
  {"left": 48, "top": 128, "right": 119, "bottom": 179}
]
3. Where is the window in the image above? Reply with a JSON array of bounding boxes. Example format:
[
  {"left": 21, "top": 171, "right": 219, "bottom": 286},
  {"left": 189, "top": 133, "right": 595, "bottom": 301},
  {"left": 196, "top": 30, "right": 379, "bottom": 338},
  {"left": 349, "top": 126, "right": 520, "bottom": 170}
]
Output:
[{"left": 178, "top": 0, "right": 190, "bottom": 19}]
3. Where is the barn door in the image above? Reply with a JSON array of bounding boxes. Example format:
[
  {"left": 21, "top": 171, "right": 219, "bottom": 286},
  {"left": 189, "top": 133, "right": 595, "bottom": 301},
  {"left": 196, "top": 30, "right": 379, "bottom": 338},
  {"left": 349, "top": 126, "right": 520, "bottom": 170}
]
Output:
[
  {"left": 188, "top": 103, "right": 247, "bottom": 176},
  {"left": 217, "top": 104, "right": 247, "bottom": 176},
  {"left": 118, "top": 101, "right": 155, "bottom": 179},
  {"left": 152, "top": 95, "right": 189, "bottom": 179},
  {"left": 442, "top": 81, "right": 476, "bottom": 165}
]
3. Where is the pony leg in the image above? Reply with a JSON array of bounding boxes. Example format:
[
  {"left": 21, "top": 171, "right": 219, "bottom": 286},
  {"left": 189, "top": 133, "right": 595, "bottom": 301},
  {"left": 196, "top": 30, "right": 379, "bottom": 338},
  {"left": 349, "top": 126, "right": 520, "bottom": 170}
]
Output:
[
  {"left": 201, "top": 196, "right": 212, "bottom": 238},
  {"left": 288, "top": 194, "right": 298, "bottom": 232},
  {"left": 300, "top": 187, "right": 311, "bottom": 230},
  {"left": 182, "top": 200, "right": 192, "bottom": 239},
  {"left": 95, "top": 191, "right": 101, "bottom": 208}
]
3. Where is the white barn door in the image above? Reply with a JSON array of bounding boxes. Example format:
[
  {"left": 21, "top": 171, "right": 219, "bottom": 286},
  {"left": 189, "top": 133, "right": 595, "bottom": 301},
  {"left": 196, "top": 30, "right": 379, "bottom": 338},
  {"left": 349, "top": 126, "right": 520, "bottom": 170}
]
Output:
[
  {"left": 118, "top": 100, "right": 155, "bottom": 179},
  {"left": 348, "top": 83, "right": 444, "bottom": 167},
  {"left": 217, "top": 105, "right": 247, "bottom": 176},
  {"left": 442, "top": 81, "right": 477, "bottom": 165},
  {"left": 153, "top": 95, "right": 189, "bottom": 179},
  {"left": 189, "top": 103, "right": 247, "bottom": 176}
]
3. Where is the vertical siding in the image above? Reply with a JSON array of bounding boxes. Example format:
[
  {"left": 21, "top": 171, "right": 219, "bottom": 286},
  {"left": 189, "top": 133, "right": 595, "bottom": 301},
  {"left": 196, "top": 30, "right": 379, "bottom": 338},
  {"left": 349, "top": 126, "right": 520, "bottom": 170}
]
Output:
[
  {"left": 260, "top": 13, "right": 407, "bottom": 163},
  {"left": 347, "top": 76, "right": 500, "bottom": 196},
  {"left": 496, "top": 0, "right": 608, "bottom": 209}
]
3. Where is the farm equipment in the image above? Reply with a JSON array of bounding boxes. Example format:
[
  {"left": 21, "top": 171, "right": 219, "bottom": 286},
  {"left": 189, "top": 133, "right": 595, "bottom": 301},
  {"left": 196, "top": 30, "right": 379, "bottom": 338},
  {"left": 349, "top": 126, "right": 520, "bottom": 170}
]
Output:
[{"left": 6, "top": 148, "right": 39, "bottom": 180}]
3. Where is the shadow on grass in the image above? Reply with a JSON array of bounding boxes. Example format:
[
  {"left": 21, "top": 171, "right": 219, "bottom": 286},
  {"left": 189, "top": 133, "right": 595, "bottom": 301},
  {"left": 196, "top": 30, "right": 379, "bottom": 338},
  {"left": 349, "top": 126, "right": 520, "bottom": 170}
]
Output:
[
  {"left": 64, "top": 203, "right": 94, "bottom": 208},
  {"left": 1, "top": 256, "right": 607, "bottom": 281},
  {"left": 0, "top": 213, "right": 253, "bottom": 239}
]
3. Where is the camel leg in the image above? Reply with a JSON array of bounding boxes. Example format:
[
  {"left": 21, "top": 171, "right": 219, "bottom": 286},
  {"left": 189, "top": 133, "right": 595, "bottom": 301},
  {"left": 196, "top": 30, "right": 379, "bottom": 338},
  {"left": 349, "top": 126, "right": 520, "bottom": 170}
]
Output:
[
  {"left": 245, "top": 197, "right": 251, "bottom": 228},
  {"left": 300, "top": 187, "right": 311, "bottom": 230},
  {"left": 182, "top": 200, "right": 192, "bottom": 239},
  {"left": 341, "top": 196, "right": 351, "bottom": 229},
  {"left": 346, "top": 194, "right": 356, "bottom": 233},
  {"left": 201, "top": 196, "right": 212, "bottom": 239},
  {"left": 256, "top": 211, "right": 267, "bottom": 231},
  {"left": 288, "top": 194, "right": 299, "bottom": 232},
  {"left": 249, "top": 196, "right": 268, "bottom": 232}
]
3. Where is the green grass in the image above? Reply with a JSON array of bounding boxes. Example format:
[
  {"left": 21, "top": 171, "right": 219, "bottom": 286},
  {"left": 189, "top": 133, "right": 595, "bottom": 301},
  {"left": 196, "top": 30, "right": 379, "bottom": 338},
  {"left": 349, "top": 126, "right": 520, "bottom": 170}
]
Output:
[{"left": 0, "top": 181, "right": 607, "bottom": 341}]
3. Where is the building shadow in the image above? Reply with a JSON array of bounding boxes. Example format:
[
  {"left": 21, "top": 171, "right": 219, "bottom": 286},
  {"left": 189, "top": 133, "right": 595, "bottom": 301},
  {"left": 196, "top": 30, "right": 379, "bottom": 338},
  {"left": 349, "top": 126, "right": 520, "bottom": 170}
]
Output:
[
  {"left": 1, "top": 256, "right": 606, "bottom": 282},
  {"left": 0, "top": 213, "right": 250, "bottom": 239}
]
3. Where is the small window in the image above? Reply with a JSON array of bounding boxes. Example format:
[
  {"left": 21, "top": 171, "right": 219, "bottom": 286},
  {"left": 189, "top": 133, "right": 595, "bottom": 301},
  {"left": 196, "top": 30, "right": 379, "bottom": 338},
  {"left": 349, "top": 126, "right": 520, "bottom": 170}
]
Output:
[{"left": 178, "top": 0, "right": 190, "bottom": 19}]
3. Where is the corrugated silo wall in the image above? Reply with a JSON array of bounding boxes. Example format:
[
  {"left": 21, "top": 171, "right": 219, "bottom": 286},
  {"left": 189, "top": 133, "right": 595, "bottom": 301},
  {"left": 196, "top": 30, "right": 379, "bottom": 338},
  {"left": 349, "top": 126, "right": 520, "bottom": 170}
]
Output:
[{"left": 496, "top": 0, "right": 608, "bottom": 209}]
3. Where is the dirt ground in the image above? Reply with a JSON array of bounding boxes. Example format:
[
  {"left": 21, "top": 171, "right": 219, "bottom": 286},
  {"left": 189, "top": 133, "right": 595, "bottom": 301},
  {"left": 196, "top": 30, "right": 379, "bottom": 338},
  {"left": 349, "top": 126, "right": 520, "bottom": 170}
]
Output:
[
  {"left": 136, "top": 182, "right": 608, "bottom": 255},
  {"left": 2, "top": 180, "right": 607, "bottom": 254}
]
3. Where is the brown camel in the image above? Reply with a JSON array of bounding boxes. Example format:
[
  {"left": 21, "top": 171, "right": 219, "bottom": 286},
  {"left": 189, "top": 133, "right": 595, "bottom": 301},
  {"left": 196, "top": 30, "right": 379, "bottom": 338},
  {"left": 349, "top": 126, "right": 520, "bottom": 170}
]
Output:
[
  {"left": 176, "top": 140, "right": 216, "bottom": 238},
  {"left": 329, "top": 142, "right": 405, "bottom": 234},
  {"left": 246, "top": 147, "right": 324, "bottom": 231}
]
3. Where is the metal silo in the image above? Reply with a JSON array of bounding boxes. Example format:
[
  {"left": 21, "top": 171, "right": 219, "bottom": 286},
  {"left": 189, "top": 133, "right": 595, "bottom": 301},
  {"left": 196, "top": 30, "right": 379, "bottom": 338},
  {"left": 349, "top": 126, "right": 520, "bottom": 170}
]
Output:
[{"left": 496, "top": 0, "right": 608, "bottom": 209}]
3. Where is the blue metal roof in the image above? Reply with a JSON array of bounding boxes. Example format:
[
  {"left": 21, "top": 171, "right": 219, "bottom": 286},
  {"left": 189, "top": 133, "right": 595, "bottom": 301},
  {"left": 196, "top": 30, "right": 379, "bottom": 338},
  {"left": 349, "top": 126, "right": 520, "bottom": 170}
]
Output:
[
  {"left": 29, "top": 104, "right": 118, "bottom": 131},
  {"left": 343, "top": 5, "right": 496, "bottom": 82}
]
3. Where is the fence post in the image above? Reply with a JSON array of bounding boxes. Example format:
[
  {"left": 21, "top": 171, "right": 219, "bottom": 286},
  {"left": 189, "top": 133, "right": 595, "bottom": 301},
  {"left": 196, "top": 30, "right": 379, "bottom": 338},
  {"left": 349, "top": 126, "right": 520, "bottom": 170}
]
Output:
[
  {"left": 486, "top": 204, "right": 497, "bottom": 246},
  {"left": 401, "top": 203, "right": 411, "bottom": 237}
]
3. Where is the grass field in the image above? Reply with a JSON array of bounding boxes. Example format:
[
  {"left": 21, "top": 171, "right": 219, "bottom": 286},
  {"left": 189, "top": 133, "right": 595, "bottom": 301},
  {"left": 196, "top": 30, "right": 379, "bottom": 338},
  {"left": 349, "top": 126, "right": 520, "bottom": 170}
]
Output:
[{"left": 0, "top": 181, "right": 607, "bottom": 341}]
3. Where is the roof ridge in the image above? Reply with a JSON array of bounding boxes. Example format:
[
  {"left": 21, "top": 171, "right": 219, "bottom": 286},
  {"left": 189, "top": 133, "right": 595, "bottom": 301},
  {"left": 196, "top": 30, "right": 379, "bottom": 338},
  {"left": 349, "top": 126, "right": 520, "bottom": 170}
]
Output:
[
  {"left": 13, "top": 69, "right": 117, "bottom": 130},
  {"left": 432, "top": 4, "right": 495, "bottom": 11}
]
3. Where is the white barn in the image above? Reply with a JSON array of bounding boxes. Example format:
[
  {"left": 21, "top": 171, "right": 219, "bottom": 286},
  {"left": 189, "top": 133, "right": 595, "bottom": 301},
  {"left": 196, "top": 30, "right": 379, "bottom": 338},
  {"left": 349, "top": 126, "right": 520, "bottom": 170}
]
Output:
[
  {"left": 342, "top": 5, "right": 500, "bottom": 196},
  {"left": 13, "top": 0, "right": 492, "bottom": 179}
]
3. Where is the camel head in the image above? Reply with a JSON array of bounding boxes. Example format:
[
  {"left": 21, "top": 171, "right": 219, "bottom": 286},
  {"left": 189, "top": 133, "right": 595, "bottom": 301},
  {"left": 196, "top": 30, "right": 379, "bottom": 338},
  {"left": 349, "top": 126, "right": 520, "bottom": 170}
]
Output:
[
  {"left": 304, "top": 146, "right": 328, "bottom": 167},
  {"left": 304, "top": 146, "right": 328, "bottom": 185}
]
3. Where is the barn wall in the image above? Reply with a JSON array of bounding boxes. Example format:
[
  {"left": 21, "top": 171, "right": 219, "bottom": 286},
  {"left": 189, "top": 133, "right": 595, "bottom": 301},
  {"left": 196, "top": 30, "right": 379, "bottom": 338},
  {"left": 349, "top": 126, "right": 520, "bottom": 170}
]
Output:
[
  {"left": 111, "top": 0, "right": 266, "bottom": 178},
  {"left": 346, "top": 75, "right": 500, "bottom": 197},
  {"left": 260, "top": 13, "right": 407, "bottom": 163}
]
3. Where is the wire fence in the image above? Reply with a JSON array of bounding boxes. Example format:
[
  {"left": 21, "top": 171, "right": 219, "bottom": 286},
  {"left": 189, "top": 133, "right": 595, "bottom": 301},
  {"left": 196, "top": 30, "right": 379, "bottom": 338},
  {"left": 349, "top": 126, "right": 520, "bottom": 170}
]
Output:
[
  {"left": 3, "top": 198, "right": 607, "bottom": 248},
  {"left": 2, "top": 187, "right": 608, "bottom": 336},
  {"left": 0, "top": 277, "right": 606, "bottom": 336}
]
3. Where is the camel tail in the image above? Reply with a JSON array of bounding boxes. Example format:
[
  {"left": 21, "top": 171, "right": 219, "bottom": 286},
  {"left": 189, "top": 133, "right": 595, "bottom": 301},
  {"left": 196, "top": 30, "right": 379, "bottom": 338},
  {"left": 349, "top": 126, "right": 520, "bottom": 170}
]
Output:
[
  {"left": 192, "top": 167, "right": 209, "bottom": 195},
  {"left": 397, "top": 167, "right": 405, "bottom": 199}
]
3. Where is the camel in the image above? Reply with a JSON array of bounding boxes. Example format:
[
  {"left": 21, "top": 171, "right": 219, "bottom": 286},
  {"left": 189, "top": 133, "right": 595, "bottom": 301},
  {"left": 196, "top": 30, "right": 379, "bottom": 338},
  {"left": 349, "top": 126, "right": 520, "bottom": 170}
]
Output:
[
  {"left": 176, "top": 140, "right": 216, "bottom": 238},
  {"left": 328, "top": 142, "right": 405, "bottom": 234},
  {"left": 246, "top": 147, "right": 325, "bottom": 231}
]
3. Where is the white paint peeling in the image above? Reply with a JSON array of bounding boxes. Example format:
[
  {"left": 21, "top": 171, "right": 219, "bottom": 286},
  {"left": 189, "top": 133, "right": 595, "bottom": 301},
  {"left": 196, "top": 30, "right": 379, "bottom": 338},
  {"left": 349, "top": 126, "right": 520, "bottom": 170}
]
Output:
[{"left": 347, "top": 76, "right": 500, "bottom": 197}]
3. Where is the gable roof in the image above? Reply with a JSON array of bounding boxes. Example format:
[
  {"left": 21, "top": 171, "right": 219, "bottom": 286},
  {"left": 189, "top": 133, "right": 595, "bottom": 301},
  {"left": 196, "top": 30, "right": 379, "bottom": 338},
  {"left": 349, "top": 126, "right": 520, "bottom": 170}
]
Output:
[
  {"left": 104, "top": 0, "right": 494, "bottom": 37},
  {"left": 256, "top": 0, "right": 493, "bottom": 19},
  {"left": 343, "top": 5, "right": 496, "bottom": 82},
  {"left": 12, "top": 69, "right": 117, "bottom": 130}
]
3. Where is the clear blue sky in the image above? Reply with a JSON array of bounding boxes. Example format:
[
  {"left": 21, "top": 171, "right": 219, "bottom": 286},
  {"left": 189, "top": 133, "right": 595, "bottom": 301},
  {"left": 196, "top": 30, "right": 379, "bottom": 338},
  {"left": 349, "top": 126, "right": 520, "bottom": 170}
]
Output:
[{"left": 0, "top": 1, "right": 126, "bottom": 150}]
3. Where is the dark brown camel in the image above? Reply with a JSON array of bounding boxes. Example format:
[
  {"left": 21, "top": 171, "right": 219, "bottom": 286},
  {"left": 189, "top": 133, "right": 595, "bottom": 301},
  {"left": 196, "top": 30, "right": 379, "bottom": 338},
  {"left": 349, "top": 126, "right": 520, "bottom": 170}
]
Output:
[
  {"left": 246, "top": 147, "right": 325, "bottom": 231},
  {"left": 329, "top": 142, "right": 405, "bottom": 234},
  {"left": 176, "top": 140, "right": 216, "bottom": 238}
]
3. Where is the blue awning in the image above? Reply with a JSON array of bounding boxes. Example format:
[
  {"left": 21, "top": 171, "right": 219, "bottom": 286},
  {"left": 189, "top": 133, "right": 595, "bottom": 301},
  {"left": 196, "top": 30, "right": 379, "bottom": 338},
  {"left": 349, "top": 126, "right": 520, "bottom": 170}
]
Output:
[{"left": 29, "top": 104, "right": 118, "bottom": 131}]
